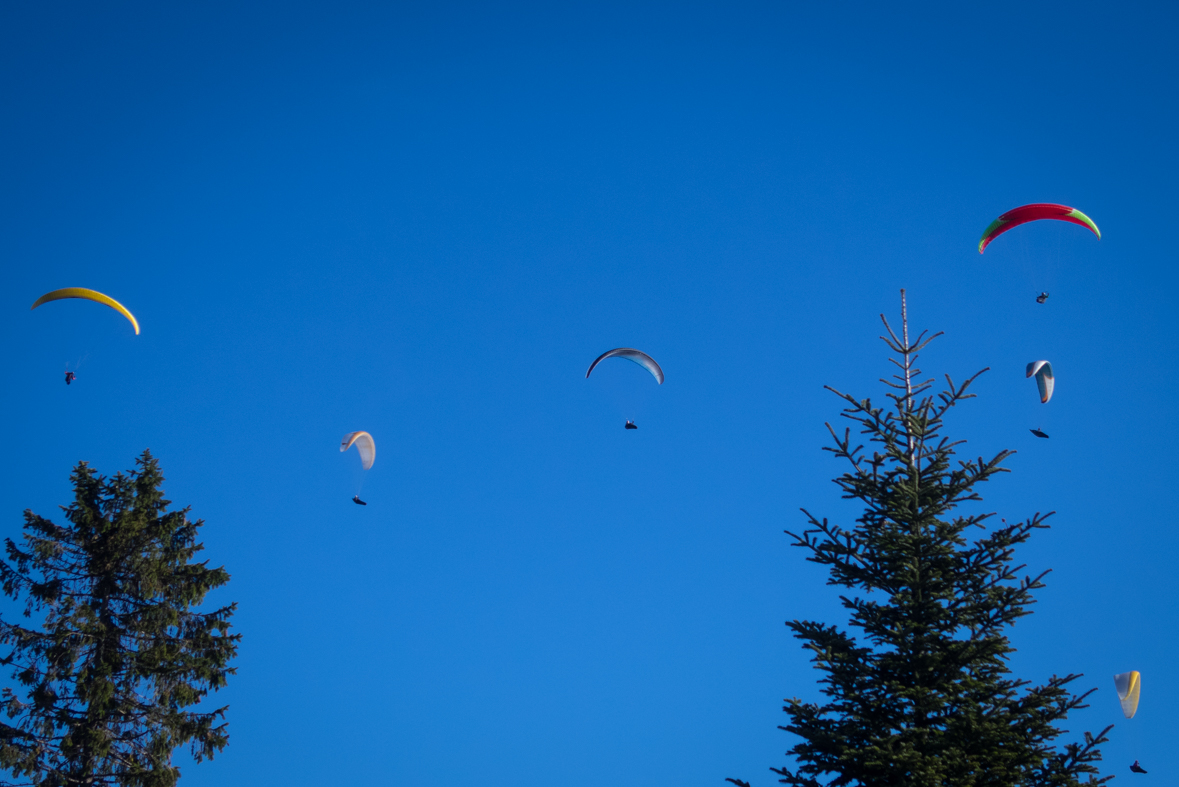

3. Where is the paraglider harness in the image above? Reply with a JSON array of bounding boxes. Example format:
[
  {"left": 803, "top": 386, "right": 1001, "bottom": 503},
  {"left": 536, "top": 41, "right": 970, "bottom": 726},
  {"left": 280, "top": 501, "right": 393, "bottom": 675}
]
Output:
[
  {"left": 352, "top": 495, "right": 367, "bottom": 506},
  {"left": 1036, "top": 292, "right": 1049, "bottom": 304},
  {"left": 64, "top": 371, "right": 76, "bottom": 385},
  {"left": 625, "top": 420, "right": 638, "bottom": 430}
]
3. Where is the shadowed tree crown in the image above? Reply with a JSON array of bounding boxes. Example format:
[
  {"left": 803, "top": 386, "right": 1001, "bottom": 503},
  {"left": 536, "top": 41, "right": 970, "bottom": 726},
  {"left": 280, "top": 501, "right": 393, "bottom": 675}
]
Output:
[
  {"left": 0, "top": 451, "right": 239, "bottom": 787},
  {"left": 729, "top": 292, "right": 1110, "bottom": 787}
]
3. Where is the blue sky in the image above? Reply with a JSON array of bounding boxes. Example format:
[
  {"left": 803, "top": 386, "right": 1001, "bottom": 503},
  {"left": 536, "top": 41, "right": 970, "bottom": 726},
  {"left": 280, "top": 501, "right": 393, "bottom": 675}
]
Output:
[{"left": 1, "top": 1, "right": 1175, "bottom": 783}]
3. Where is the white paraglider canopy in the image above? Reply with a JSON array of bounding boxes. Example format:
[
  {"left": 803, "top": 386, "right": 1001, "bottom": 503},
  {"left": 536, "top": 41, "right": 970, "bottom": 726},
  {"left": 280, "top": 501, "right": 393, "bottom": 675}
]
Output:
[{"left": 1026, "top": 360, "right": 1054, "bottom": 404}]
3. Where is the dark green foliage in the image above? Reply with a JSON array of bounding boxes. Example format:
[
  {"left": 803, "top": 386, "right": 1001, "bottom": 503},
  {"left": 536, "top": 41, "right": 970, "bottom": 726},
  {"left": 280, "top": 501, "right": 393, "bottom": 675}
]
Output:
[
  {"left": 0, "top": 451, "right": 239, "bottom": 787},
  {"left": 731, "top": 293, "right": 1110, "bottom": 787}
]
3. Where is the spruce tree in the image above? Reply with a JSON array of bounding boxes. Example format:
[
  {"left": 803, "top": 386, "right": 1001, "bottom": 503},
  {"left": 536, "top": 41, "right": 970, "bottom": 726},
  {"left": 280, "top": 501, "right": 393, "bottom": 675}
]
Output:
[
  {"left": 729, "top": 292, "right": 1111, "bottom": 787},
  {"left": 0, "top": 451, "right": 239, "bottom": 787}
]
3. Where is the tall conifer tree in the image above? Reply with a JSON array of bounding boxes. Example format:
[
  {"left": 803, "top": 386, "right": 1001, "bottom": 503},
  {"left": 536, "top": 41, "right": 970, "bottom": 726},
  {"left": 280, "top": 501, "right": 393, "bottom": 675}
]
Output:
[
  {"left": 0, "top": 451, "right": 238, "bottom": 787},
  {"left": 729, "top": 293, "right": 1110, "bottom": 787}
]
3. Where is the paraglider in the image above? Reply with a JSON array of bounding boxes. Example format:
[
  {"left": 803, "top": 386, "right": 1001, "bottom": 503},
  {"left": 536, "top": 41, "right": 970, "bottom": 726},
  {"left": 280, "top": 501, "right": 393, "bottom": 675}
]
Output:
[
  {"left": 341, "top": 432, "right": 375, "bottom": 504},
  {"left": 585, "top": 348, "right": 664, "bottom": 385},
  {"left": 31, "top": 288, "right": 140, "bottom": 334},
  {"left": 586, "top": 348, "right": 663, "bottom": 431},
  {"left": 1036, "top": 292, "right": 1049, "bottom": 304},
  {"left": 1115, "top": 671, "right": 1141, "bottom": 718},
  {"left": 340, "top": 431, "right": 375, "bottom": 470},
  {"left": 978, "top": 204, "right": 1101, "bottom": 254},
  {"left": 1115, "top": 673, "right": 1145, "bottom": 775},
  {"left": 1030, "top": 429, "right": 1048, "bottom": 439},
  {"left": 64, "top": 371, "right": 76, "bottom": 385},
  {"left": 1027, "top": 361, "right": 1054, "bottom": 404}
]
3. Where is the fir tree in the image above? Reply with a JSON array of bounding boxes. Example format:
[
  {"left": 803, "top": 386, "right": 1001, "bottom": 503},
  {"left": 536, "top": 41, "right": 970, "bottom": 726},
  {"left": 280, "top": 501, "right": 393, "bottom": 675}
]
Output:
[
  {"left": 0, "top": 451, "right": 239, "bottom": 787},
  {"left": 729, "top": 292, "right": 1111, "bottom": 787}
]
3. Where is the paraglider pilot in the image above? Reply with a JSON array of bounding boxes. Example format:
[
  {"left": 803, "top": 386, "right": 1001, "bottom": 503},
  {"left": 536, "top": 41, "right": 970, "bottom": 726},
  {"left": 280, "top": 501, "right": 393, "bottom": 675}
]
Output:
[
  {"left": 1036, "top": 292, "right": 1049, "bottom": 304},
  {"left": 352, "top": 495, "right": 367, "bottom": 506},
  {"left": 1130, "top": 760, "right": 1147, "bottom": 774},
  {"left": 625, "top": 420, "right": 637, "bottom": 430},
  {"left": 64, "top": 371, "right": 76, "bottom": 385}
]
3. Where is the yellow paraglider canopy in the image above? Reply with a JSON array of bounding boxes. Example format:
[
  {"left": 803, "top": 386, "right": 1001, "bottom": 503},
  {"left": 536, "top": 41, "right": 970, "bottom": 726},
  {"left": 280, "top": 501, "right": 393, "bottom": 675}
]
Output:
[{"left": 31, "top": 288, "right": 140, "bottom": 335}]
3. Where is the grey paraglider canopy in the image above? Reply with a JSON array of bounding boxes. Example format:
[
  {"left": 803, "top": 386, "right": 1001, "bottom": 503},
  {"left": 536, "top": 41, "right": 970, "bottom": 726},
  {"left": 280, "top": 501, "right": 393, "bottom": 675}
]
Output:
[{"left": 585, "top": 348, "right": 664, "bottom": 384}]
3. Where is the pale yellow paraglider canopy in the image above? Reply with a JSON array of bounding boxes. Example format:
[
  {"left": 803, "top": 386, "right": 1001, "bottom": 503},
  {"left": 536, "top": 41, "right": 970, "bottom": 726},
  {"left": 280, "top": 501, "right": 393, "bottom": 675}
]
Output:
[
  {"left": 31, "top": 288, "right": 140, "bottom": 335},
  {"left": 340, "top": 431, "right": 375, "bottom": 470},
  {"left": 1114, "top": 671, "right": 1141, "bottom": 719}
]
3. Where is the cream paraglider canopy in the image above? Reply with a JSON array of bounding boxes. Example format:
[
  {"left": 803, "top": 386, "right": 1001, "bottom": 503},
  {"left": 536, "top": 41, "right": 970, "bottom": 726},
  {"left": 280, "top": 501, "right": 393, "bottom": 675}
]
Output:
[{"left": 340, "top": 431, "right": 375, "bottom": 470}]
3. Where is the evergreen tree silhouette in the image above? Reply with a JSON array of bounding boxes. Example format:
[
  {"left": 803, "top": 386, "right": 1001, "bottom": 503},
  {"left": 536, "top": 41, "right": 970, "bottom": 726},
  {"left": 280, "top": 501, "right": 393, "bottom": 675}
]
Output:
[
  {"left": 730, "top": 292, "right": 1110, "bottom": 787},
  {"left": 0, "top": 451, "right": 239, "bottom": 787}
]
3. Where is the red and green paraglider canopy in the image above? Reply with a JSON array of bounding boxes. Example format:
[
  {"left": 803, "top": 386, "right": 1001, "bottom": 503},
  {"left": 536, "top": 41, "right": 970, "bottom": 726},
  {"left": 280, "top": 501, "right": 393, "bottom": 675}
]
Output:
[{"left": 978, "top": 203, "right": 1101, "bottom": 254}]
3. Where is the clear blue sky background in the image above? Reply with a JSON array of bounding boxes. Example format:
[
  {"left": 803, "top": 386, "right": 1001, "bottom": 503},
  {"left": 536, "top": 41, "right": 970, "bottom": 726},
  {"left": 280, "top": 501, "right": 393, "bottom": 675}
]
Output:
[{"left": 1, "top": 2, "right": 1175, "bottom": 784}]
